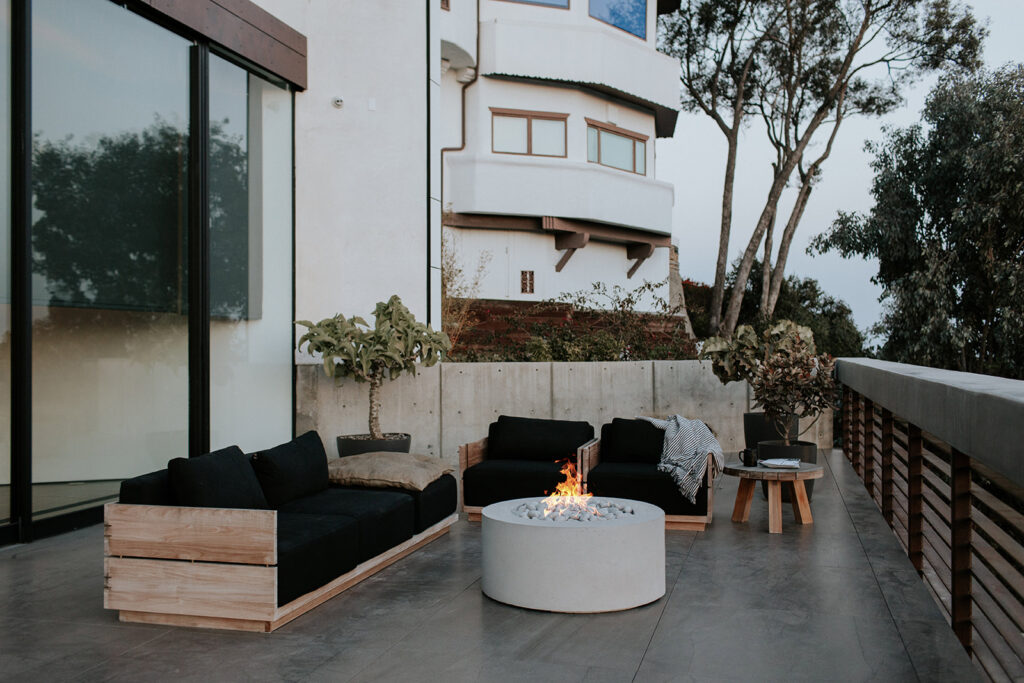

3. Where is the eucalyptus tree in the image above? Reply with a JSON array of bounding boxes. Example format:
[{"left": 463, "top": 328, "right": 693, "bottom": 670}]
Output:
[{"left": 661, "top": 0, "right": 984, "bottom": 337}]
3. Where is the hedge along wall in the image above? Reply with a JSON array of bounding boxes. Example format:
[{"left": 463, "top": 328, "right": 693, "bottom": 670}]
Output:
[{"left": 295, "top": 360, "right": 833, "bottom": 465}]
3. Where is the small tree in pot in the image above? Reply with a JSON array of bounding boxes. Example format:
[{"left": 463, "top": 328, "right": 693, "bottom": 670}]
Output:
[
  {"left": 751, "top": 336, "right": 835, "bottom": 446},
  {"left": 297, "top": 296, "right": 451, "bottom": 455}
]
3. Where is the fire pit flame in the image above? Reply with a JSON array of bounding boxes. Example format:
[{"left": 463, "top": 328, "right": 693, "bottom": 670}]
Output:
[{"left": 541, "top": 461, "right": 597, "bottom": 518}]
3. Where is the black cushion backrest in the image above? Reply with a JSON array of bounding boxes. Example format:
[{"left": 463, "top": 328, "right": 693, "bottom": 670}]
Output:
[
  {"left": 168, "top": 445, "right": 269, "bottom": 509},
  {"left": 600, "top": 418, "right": 665, "bottom": 465},
  {"left": 487, "top": 415, "right": 594, "bottom": 462},
  {"left": 119, "top": 469, "right": 174, "bottom": 506},
  {"left": 250, "top": 431, "right": 330, "bottom": 508}
]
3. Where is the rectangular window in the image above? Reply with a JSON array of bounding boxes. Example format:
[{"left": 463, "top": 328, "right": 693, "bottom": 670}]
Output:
[
  {"left": 502, "top": 0, "right": 570, "bottom": 7},
  {"left": 491, "top": 108, "right": 568, "bottom": 158},
  {"left": 586, "top": 118, "right": 648, "bottom": 175},
  {"left": 521, "top": 270, "right": 535, "bottom": 294},
  {"left": 590, "top": 0, "right": 647, "bottom": 39},
  {"left": 441, "top": 0, "right": 450, "bottom": 9}
]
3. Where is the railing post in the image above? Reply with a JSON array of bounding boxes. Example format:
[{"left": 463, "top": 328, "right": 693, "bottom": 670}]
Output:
[
  {"left": 881, "top": 409, "right": 894, "bottom": 525},
  {"left": 851, "top": 391, "right": 862, "bottom": 477},
  {"left": 950, "top": 448, "right": 972, "bottom": 651},
  {"left": 908, "top": 424, "right": 923, "bottom": 572},
  {"left": 842, "top": 386, "right": 852, "bottom": 461},
  {"left": 863, "top": 399, "right": 875, "bottom": 494}
]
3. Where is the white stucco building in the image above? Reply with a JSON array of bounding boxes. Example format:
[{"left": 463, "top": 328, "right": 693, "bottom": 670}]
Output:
[{"left": 440, "top": 0, "right": 681, "bottom": 308}]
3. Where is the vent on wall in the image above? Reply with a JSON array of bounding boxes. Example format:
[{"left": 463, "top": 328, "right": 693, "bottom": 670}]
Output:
[{"left": 521, "top": 270, "right": 535, "bottom": 294}]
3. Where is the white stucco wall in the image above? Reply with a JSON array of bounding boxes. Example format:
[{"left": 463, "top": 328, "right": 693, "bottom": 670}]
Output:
[
  {"left": 255, "top": 1, "right": 438, "bottom": 328},
  {"left": 446, "top": 227, "right": 672, "bottom": 311}
]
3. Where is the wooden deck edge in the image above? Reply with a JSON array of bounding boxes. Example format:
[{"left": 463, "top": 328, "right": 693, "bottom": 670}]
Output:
[
  {"left": 665, "top": 514, "right": 708, "bottom": 531},
  {"left": 269, "top": 514, "right": 458, "bottom": 631},
  {"left": 118, "top": 610, "right": 272, "bottom": 632},
  {"left": 465, "top": 506, "right": 483, "bottom": 522}
]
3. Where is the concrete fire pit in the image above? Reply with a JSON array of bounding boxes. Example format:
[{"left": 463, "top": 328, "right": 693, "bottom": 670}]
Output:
[{"left": 481, "top": 497, "right": 665, "bottom": 613}]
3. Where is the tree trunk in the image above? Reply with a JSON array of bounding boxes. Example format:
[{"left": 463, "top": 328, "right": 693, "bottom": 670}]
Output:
[
  {"left": 368, "top": 372, "right": 383, "bottom": 439},
  {"left": 709, "top": 131, "right": 740, "bottom": 333},
  {"left": 759, "top": 205, "right": 776, "bottom": 318},
  {"left": 765, "top": 179, "right": 814, "bottom": 317}
]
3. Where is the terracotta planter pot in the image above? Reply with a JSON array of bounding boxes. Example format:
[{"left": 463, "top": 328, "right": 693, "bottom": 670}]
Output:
[{"left": 336, "top": 433, "right": 411, "bottom": 457}]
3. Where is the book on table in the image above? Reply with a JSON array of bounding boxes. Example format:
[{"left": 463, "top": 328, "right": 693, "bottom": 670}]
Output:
[{"left": 759, "top": 458, "right": 801, "bottom": 469}]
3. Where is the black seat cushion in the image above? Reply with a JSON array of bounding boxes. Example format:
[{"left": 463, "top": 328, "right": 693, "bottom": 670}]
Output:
[
  {"left": 462, "top": 460, "right": 566, "bottom": 507},
  {"left": 119, "top": 469, "right": 174, "bottom": 506},
  {"left": 334, "top": 472, "right": 457, "bottom": 533},
  {"left": 250, "top": 431, "right": 329, "bottom": 508},
  {"left": 586, "top": 462, "right": 708, "bottom": 516},
  {"left": 278, "top": 488, "right": 415, "bottom": 563},
  {"left": 487, "top": 415, "right": 594, "bottom": 462},
  {"left": 168, "top": 446, "right": 269, "bottom": 509},
  {"left": 276, "top": 512, "right": 360, "bottom": 606},
  {"left": 600, "top": 418, "right": 665, "bottom": 465}
]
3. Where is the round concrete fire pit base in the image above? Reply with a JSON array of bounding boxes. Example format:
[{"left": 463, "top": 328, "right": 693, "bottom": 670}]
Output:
[{"left": 481, "top": 497, "right": 665, "bottom": 613}]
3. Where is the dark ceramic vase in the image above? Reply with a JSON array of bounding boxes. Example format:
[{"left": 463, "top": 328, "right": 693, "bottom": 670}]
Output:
[
  {"left": 336, "top": 433, "right": 411, "bottom": 457},
  {"left": 743, "top": 412, "right": 797, "bottom": 449},
  {"left": 757, "top": 439, "right": 818, "bottom": 502}
]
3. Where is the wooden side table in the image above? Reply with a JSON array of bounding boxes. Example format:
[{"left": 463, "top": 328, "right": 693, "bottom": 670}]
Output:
[{"left": 723, "top": 462, "right": 825, "bottom": 534}]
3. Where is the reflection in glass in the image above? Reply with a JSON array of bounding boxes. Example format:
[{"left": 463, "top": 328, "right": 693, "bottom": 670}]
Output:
[
  {"left": 587, "top": 127, "right": 599, "bottom": 162},
  {"left": 506, "top": 0, "right": 569, "bottom": 7},
  {"left": 1, "top": 0, "right": 10, "bottom": 524},
  {"left": 30, "top": 0, "right": 189, "bottom": 518},
  {"left": 208, "top": 55, "right": 293, "bottom": 453},
  {"left": 599, "top": 129, "right": 634, "bottom": 171},
  {"left": 636, "top": 140, "right": 645, "bottom": 175},
  {"left": 493, "top": 115, "right": 528, "bottom": 154},
  {"left": 531, "top": 118, "right": 565, "bottom": 157},
  {"left": 590, "top": 0, "right": 647, "bottom": 39}
]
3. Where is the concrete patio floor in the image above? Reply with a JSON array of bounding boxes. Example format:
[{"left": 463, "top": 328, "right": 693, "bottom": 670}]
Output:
[{"left": 0, "top": 450, "right": 978, "bottom": 682}]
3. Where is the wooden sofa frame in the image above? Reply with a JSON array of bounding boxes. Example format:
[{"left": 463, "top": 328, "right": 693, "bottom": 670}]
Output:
[
  {"left": 103, "top": 502, "right": 457, "bottom": 633},
  {"left": 457, "top": 436, "right": 713, "bottom": 530}
]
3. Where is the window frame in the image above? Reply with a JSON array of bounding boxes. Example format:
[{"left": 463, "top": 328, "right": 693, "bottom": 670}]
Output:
[
  {"left": 585, "top": 118, "right": 648, "bottom": 175},
  {"left": 588, "top": 0, "right": 648, "bottom": 40},
  {"left": 490, "top": 108, "right": 569, "bottom": 158},
  {"left": 493, "top": 0, "right": 570, "bottom": 9},
  {"left": 521, "top": 270, "right": 535, "bottom": 294}
]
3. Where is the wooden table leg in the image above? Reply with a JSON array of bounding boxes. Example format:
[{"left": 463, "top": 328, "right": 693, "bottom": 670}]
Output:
[
  {"left": 767, "top": 481, "right": 782, "bottom": 533},
  {"left": 732, "top": 479, "right": 756, "bottom": 523},
  {"left": 790, "top": 480, "right": 813, "bottom": 524}
]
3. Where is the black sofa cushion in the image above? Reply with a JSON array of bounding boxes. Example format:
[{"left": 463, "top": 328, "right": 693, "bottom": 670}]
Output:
[
  {"left": 276, "top": 512, "right": 360, "bottom": 606},
  {"left": 119, "top": 469, "right": 174, "bottom": 506},
  {"left": 250, "top": 431, "right": 329, "bottom": 508},
  {"left": 487, "top": 415, "right": 594, "bottom": 462},
  {"left": 278, "top": 488, "right": 414, "bottom": 563},
  {"left": 167, "top": 446, "right": 269, "bottom": 509},
  {"left": 334, "top": 472, "right": 457, "bottom": 533},
  {"left": 587, "top": 462, "right": 708, "bottom": 516},
  {"left": 462, "top": 460, "right": 566, "bottom": 507},
  {"left": 599, "top": 418, "right": 665, "bottom": 465}
]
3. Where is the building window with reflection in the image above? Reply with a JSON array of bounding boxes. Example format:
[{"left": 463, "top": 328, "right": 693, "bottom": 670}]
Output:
[
  {"left": 502, "top": 0, "right": 570, "bottom": 8},
  {"left": 586, "top": 119, "right": 647, "bottom": 175},
  {"left": 590, "top": 0, "right": 646, "bottom": 39}
]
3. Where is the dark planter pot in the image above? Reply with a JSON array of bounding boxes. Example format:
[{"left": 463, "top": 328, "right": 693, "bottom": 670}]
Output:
[
  {"left": 758, "top": 439, "right": 818, "bottom": 502},
  {"left": 336, "top": 433, "right": 411, "bottom": 457},
  {"left": 743, "top": 412, "right": 796, "bottom": 450}
]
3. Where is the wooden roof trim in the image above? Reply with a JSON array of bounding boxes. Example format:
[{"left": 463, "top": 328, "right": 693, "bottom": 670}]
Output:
[
  {"left": 584, "top": 118, "right": 650, "bottom": 142},
  {"left": 490, "top": 107, "right": 570, "bottom": 120}
]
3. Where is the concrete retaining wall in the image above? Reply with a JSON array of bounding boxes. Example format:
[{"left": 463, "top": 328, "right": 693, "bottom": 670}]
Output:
[{"left": 296, "top": 360, "right": 833, "bottom": 466}]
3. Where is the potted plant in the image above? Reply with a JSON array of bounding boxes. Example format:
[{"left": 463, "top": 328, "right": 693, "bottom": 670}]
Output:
[
  {"left": 297, "top": 295, "right": 451, "bottom": 456},
  {"left": 699, "top": 321, "right": 811, "bottom": 448},
  {"left": 750, "top": 331, "right": 835, "bottom": 499}
]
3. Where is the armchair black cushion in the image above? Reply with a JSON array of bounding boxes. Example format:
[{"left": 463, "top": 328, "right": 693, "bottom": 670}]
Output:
[
  {"left": 599, "top": 418, "right": 664, "bottom": 465},
  {"left": 250, "top": 431, "right": 330, "bottom": 508},
  {"left": 487, "top": 415, "right": 593, "bottom": 462},
  {"left": 586, "top": 462, "right": 708, "bottom": 516},
  {"left": 168, "top": 446, "right": 269, "bottom": 510},
  {"left": 462, "top": 460, "right": 566, "bottom": 507},
  {"left": 119, "top": 468, "right": 174, "bottom": 506},
  {"left": 278, "top": 488, "right": 415, "bottom": 563},
  {"left": 276, "top": 512, "right": 360, "bottom": 606}
]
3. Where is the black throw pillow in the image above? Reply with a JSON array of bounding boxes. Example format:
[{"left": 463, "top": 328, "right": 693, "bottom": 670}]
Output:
[
  {"left": 250, "top": 431, "right": 330, "bottom": 508},
  {"left": 168, "top": 445, "right": 269, "bottom": 509}
]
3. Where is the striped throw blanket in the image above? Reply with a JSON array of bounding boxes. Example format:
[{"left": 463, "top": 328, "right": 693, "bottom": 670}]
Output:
[{"left": 638, "top": 415, "right": 724, "bottom": 504}]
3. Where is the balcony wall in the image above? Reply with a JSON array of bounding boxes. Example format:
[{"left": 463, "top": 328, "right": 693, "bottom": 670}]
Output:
[
  {"left": 448, "top": 153, "right": 674, "bottom": 234},
  {"left": 440, "top": 0, "right": 477, "bottom": 69},
  {"left": 478, "top": 19, "right": 679, "bottom": 112}
]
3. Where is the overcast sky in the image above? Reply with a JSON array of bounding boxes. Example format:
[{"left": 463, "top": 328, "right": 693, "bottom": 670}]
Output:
[{"left": 657, "top": 0, "right": 1024, "bottom": 341}]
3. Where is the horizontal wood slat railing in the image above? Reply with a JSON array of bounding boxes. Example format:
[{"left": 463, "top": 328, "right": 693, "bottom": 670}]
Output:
[{"left": 837, "top": 359, "right": 1024, "bottom": 682}]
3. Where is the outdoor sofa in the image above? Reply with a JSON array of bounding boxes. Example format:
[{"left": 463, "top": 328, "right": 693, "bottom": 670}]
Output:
[
  {"left": 458, "top": 415, "right": 596, "bottom": 520},
  {"left": 580, "top": 418, "right": 714, "bottom": 531},
  {"left": 103, "top": 430, "right": 457, "bottom": 632}
]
